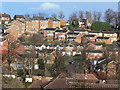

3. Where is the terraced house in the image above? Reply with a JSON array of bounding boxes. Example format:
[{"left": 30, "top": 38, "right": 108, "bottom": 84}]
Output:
[
  {"left": 84, "top": 35, "right": 97, "bottom": 42},
  {"left": 40, "top": 17, "right": 49, "bottom": 29},
  {"left": 87, "top": 50, "right": 103, "bottom": 59},
  {"left": 88, "top": 31, "right": 103, "bottom": 37},
  {"left": 102, "top": 31, "right": 118, "bottom": 42},
  {"left": 5, "top": 19, "right": 25, "bottom": 39},
  {"left": 67, "top": 31, "right": 82, "bottom": 43},
  {"left": 54, "top": 30, "right": 69, "bottom": 41},
  {"left": 73, "top": 29, "right": 88, "bottom": 36},
  {"left": 96, "top": 37, "right": 112, "bottom": 44},
  {"left": 1, "top": 14, "right": 11, "bottom": 24},
  {"left": 43, "top": 28, "right": 56, "bottom": 40},
  {"left": 13, "top": 15, "right": 24, "bottom": 20}
]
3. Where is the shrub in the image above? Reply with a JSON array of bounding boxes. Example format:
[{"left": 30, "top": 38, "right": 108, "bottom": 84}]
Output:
[
  {"left": 17, "top": 69, "right": 24, "bottom": 76},
  {"left": 24, "top": 32, "right": 29, "bottom": 35}
]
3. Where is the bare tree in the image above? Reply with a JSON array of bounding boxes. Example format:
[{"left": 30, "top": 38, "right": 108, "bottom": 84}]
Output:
[
  {"left": 86, "top": 11, "right": 92, "bottom": 23},
  {"left": 24, "top": 14, "right": 30, "bottom": 19},
  {"left": 112, "top": 11, "right": 118, "bottom": 28},
  {"left": 97, "top": 12, "right": 102, "bottom": 21},
  {"left": 104, "top": 9, "right": 114, "bottom": 24},
  {"left": 38, "top": 12, "right": 47, "bottom": 17},
  {"left": 78, "top": 11, "right": 84, "bottom": 20},
  {"left": 69, "top": 11, "right": 77, "bottom": 24},
  {"left": 51, "top": 13, "right": 57, "bottom": 19},
  {"left": 32, "top": 13, "right": 37, "bottom": 18},
  {"left": 93, "top": 12, "right": 97, "bottom": 21},
  {"left": 58, "top": 11, "right": 65, "bottom": 19}
]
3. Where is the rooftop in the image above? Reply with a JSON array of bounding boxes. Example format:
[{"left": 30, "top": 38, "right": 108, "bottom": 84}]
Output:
[{"left": 96, "top": 37, "right": 110, "bottom": 39}]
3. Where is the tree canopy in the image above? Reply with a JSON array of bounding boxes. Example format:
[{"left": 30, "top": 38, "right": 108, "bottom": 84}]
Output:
[{"left": 91, "top": 21, "right": 111, "bottom": 31}]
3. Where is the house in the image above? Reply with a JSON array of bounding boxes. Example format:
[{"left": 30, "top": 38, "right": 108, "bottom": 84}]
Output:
[
  {"left": 58, "top": 19, "right": 68, "bottom": 26},
  {"left": 43, "top": 28, "right": 56, "bottom": 40},
  {"left": 67, "top": 32, "right": 79, "bottom": 38},
  {"left": 71, "top": 42, "right": 81, "bottom": 50},
  {"left": 102, "top": 31, "right": 118, "bottom": 42},
  {"left": 47, "top": 18, "right": 60, "bottom": 28},
  {"left": 43, "top": 73, "right": 69, "bottom": 89},
  {"left": 31, "top": 19, "right": 40, "bottom": 32},
  {"left": 40, "top": 18, "right": 49, "bottom": 29},
  {"left": 67, "top": 32, "right": 82, "bottom": 43},
  {"left": 73, "top": 29, "right": 88, "bottom": 36},
  {"left": 96, "top": 60, "right": 118, "bottom": 78},
  {"left": 87, "top": 50, "right": 103, "bottom": 59},
  {"left": 96, "top": 37, "right": 112, "bottom": 44},
  {"left": 5, "top": 19, "right": 25, "bottom": 39},
  {"left": 26, "top": 19, "right": 40, "bottom": 33},
  {"left": 52, "top": 19, "right": 60, "bottom": 28},
  {"left": 78, "top": 19, "right": 89, "bottom": 29},
  {"left": 63, "top": 44, "right": 74, "bottom": 51},
  {"left": 54, "top": 30, "right": 68, "bottom": 41},
  {"left": 67, "top": 37, "right": 76, "bottom": 42},
  {"left": 84, "top": 35, "right": 97, "bottom": 42},
  {"left": 7, "top": 19, "right": 26, "bottom": 36},
  {"left": 1, "top": 14, "right": 11, "bottom": 24},
  {"left": 14, "top": 15, "right": 24, "bottom": 20},
  {"left": 88, "top": 31, "right": 103, "bottom": 37},
  {"left": 87, "top": 43, "right": 103, "bottom": 50},
  {"left": 88, "top": 57, "right": 105, "bottom": 71},
  {"left": 10, "top": 63, "right": 24, "bottom": 70},
  {"left": 62, "top": 50, "right": 81, "bottom": 56}
]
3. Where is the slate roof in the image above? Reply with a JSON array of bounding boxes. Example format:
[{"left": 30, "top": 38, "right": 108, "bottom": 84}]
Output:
[
  {"left": 87, "top": 50, "right": 103, "bottom": 53},
  {"left": 89, "top": 57, "right": 105, "bottom": 61},
  {"left": 72, "top": 29, "right": 88, "bottom": 32},
  {"left": 88, "top": 31, "right": 101, "bottom": 33},
  {"left": 14, "top": 15, "right": 24, "bottom": 18},
  {"left": 84, "top": 35, "right": 96, "bottom": 37},
  {"left": 39, "top": 49, "right": 54, "bottom": 54},
  {"left": 67, "top": 37, "right": 76, "bottom": 39},
  {"left": 17, "top": 19, "right": 25, "bottom": 23},
  {"left": 102, "top": 31, "right": 117, "bottom": 34},
  {"left": 2, "top": 33, "right": 9, "bottom": 36},
  {"left": 96, "top": 37, "right": 110, "bottom": 39},
  {"left": 53, "top": 19, "right": 60, "bottom": 21},
  {"left": 44, "top": 28, "right": 56, "bottom": 31},
  {"left": 67, "top": 32, "right": 79, "bottom": 35},
  {"left": 89, "top": 42, "right": 102, "bottom": 46},
  {"left": 55, "top": 30, "right": 68, "bottom": 32},
  {"left": 71, "top": 42, "right": 80, "bottom": 46},
  {"left": 2, "top": 14, "right": 10, "bottom": 17}
]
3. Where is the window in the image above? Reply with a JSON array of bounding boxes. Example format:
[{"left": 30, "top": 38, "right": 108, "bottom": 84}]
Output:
[{"left": 112, "top": 65, "right": 114, "bottom": 68}]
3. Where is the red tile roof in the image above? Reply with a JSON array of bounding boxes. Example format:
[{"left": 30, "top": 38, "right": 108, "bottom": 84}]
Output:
[
  {"left": 72, "top": 73, "right": 98, "bottom": 81},
  {"left": 28, "top": 80, "right": 42, "bottom": 88}
]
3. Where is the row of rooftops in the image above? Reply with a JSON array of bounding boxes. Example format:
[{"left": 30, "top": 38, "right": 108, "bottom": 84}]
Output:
[
  {"left": 43, "top": 28, "right": 119, "bottom": 34},
  {"left": 84, "top": 35, "right": 110, "bottom": 39},
  {"left": 1, "top": 14, "right": 61, "bottom": 21}
]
